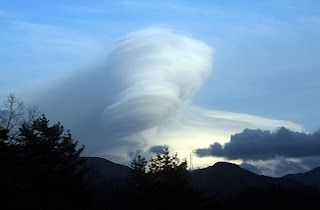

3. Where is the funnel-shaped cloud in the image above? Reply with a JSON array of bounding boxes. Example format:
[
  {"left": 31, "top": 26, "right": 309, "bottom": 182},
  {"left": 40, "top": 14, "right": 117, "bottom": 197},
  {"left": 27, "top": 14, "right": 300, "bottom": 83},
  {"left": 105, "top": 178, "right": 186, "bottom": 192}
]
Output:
[
  {"left": 101, "top": 28, "right": 213, "bottom": 133},
  {"left": 20, "top": 27, "right": 305, "bottom": 173}
]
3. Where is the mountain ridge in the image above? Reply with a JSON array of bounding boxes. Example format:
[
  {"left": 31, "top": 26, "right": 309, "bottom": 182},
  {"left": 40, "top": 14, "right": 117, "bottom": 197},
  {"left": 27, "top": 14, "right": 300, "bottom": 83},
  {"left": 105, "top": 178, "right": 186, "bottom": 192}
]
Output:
[
  {"left": 282, "top": 166, "right": 320, "bottom": 189},
  {"left": 83, "top": 157, "right": 320, "bottom": 190},
  {"left": 82, "top": 157, "right": 320, "bottom": 209}
]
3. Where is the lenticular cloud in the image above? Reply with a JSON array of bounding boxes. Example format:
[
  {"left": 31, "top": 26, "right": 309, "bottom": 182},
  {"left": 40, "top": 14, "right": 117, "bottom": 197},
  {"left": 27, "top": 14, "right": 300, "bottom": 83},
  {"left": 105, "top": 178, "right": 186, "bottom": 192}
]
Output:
[
  {"left": 26, "top": 27, "right": 304, "bottom": 168},
  {"left": 101, "top": 28, "right": 213, "bottom": 133}
]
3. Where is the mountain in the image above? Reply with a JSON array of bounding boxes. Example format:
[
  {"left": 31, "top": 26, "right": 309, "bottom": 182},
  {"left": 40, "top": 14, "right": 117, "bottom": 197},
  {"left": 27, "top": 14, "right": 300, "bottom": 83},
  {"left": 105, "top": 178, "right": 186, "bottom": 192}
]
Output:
[
  {"left": 190, "top": 162, "right": 320, "bottom": 210},
  {"left": 83, "top": 158, "right": 320, "bottom": 195},
  {"left": 84, "top": 157, "right": 130, "bottom": 186},
  {"left": 83, "top": 157, "right": 130, "bottom": 209},
  {"left": 189, "top": 162, "right": 274, "bottom": 196},
  {"left": 81, "top": 158, "right": 320, "bottom": 209},
  {"left": 282, "top": 167, "right": 320, "bottom": 189}
]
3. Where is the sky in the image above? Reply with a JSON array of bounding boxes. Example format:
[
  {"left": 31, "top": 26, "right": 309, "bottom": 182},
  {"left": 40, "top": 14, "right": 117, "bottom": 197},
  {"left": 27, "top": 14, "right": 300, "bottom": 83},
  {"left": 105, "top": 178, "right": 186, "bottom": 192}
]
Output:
[{"left": 1, "top": 0, "right": 320, "bottom": 177}]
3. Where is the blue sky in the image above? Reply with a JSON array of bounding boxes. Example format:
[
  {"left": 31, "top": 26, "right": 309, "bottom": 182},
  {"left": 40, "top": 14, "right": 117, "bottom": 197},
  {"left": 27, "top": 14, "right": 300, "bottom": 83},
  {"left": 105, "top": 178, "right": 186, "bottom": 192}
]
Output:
[
  {"left": 1, "top": 0, "right": 319, "bottom": 131},
  {"left": 1, "top": 0, "right": 320, "bottom": 175}
]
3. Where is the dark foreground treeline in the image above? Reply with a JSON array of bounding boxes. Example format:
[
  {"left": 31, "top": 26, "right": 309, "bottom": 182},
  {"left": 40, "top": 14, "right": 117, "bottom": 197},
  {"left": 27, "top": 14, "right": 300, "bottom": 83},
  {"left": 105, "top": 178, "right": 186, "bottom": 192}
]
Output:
[
  {"left": 2, "top": 118, "right": 320, "bottom": 210},
  {"left": 86, "top": 155, "right": 320, "bottom": 210},
  {"left": 1, "top": 94, "right": 320, "bottom": 210},
  {"left": 0, "top": 114, "right": 92, "bottom": 209}
]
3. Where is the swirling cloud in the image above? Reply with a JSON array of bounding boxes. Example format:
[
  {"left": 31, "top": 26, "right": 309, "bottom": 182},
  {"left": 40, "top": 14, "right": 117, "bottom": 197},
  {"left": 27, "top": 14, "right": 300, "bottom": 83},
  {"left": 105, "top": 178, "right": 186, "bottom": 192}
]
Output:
[
  {"left": 20, "top": 27, "right": 305, "bottom": 173},
  {"left": 101, "top": 27, "right": 213, "bottom": 134}
]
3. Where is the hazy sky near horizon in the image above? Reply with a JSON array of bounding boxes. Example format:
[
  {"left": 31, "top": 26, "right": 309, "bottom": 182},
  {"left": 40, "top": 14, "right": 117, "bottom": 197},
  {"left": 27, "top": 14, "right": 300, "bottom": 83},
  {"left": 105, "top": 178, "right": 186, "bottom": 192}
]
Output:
[{"left": 1, "top": 0, "right": 320, "bottom": 176}]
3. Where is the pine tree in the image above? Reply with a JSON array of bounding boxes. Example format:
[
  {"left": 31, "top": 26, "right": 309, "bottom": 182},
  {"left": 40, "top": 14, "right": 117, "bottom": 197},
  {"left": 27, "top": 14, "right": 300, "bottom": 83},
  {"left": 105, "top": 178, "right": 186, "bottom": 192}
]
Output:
[
  {"left": 127, "top": 146, "right": 204, "bottom": 209},
  {"left": 1, "top": 114, "right": 91, "bottom": 209},
  {"left": 129, "top": 154, "right": 147, "bottom": 186}
]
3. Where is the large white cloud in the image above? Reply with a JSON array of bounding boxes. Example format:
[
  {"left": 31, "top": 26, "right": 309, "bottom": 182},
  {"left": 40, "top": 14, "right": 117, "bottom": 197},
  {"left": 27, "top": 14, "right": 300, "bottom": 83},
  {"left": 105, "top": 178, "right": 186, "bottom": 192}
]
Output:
[
  {"left": 101, "top": 27, "right": 213, "bottom": 134},
  {"left": 16, "top": 27, "right": 305, "bottom": 172}
]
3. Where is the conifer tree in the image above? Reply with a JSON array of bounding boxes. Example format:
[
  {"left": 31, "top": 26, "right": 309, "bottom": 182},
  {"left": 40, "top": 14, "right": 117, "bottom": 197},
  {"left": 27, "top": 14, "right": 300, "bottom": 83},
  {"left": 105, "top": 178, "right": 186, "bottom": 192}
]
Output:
[
  {"left": 128, "top": 146, "right": 204, "bottom": 209},
  {"left": 0, "top": 106, "right": 91, "bottom": 209},
  {"left": 14, "top": 114, "right": 89, "bottom": 209},
  {"left": 129, "top": 154, "right": 147, "bottom": 185}
]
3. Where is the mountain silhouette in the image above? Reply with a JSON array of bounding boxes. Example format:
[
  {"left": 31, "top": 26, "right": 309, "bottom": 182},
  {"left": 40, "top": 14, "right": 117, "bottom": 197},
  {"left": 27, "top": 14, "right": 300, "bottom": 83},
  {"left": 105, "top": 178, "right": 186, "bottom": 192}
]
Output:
[
  {"left": 83, "top": 157, "right": 130, "bottom": 209},
  {"left": 188, "top": 162, "right": 320, "bottom": 209},
  {"left": 282, "top": 167, "right": 320, "bottom": 189},
  {"left": 189, "top": 162, "right": 275, "bottom": 195},
  {"left": 84, "top": 157, "right": 129, "bottom": 186},
  {"left": 82, "top": 158, "right": 320, "bottom": 209}
]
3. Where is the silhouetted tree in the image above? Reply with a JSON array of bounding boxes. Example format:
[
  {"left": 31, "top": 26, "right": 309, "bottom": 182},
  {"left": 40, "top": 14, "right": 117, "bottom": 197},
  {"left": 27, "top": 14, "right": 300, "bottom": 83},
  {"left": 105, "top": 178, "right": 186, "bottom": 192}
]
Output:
[
  {"left": 126, "top": 155, "right": 149, "bottom": 208},
  {"left": 0, "top": 126, "right": 10, "bottom": 186},
  {"left": 0, "top": 110, "right": 91, "bottom": 209},
  {"left": 129, "top": 154, "right": 147, "bottom": 186},
  {"left": 0, "top": 126, "right": 20, "bottom": 208},
  {"left": 0, "top": 93, "right": 39, "bottom": 140},
  {"left": 149, "top": 146, "right": 187, "bottom": 178},
  {"left": 0, "top": 126, "right": 8, "bottom": 142},
  {"left": 127, "top": 146, "right": 205, "bottom": 209}
]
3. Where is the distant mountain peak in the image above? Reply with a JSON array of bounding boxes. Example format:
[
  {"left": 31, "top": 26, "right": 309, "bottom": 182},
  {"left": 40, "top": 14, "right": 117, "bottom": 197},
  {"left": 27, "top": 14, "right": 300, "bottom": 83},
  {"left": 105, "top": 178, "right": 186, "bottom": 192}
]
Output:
[
  {"left": 212, "top": 161, "right": 240, "bottom": 168},
  {"left": 282, "top": 166, "right": 320, "bottom": 189},
  {"left": 308, "top": 167, "right": 320, "bottom": 174}
]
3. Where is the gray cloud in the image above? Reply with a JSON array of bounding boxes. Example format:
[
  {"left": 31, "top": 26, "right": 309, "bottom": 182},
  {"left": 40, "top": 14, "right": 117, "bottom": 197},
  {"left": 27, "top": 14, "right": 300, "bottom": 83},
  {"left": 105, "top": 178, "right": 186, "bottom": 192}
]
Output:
[
  {"left": 149, "top": 145, "right": 167, "bottom": 154},
  {"left": 240, "top": 157, "right": 314, "bottom": 177},
  {"left": 195, "top": 127, "right": 320, "bottom": 160},
  {"left": 240, "top": 162, "right": 262, "bottom": 175},
  {"left": 300, "top": 156, "right": 320, "bottom": 169},
  {"left": 127, "top": 149, "right": 144, "bottom": 159}
]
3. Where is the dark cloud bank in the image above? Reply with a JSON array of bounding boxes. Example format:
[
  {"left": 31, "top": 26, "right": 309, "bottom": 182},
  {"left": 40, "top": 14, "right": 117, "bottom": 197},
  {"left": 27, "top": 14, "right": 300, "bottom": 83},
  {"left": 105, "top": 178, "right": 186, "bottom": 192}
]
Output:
[
  {"left": 196, "top": 127, "right": 320, "bottom": 160},
  {"left": 195, "top": 127, "right": 320, "bottom": 177}
]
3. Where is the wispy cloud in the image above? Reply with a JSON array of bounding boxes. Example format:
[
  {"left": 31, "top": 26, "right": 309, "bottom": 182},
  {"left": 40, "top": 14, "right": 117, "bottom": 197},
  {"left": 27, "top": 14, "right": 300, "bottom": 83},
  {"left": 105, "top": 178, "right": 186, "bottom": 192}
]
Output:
[
  {"left": 19, "top": 27, "right": 305, "bottom": 170},
  {"left": 118, "top": 0, "right": 153, "bottom": 8},
  {"left": 240, "top": 158, "right": 310, "bottom": 177},
  {"left": 101, "top": 27, "right": 212, "bottom": 134},
  {"left": 9, "top": 20, "right": 99, "bottom": 56},
  {"left": 0, "top": 17, "right": 102, "bottom": 91},
  {"left": 0, "top": 10, "right": 16, "bottom": 19}
]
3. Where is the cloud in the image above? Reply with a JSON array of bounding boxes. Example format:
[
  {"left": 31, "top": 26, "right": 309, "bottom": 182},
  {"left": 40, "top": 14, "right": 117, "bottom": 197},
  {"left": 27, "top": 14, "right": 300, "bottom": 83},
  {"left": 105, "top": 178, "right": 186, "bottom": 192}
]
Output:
[
  {"left": 23, "top": 27, "right": 212, "bottom": 158},
  {"left": 299, "top": 156, "right": 320, "bottom": 169},
  {"left": 195, "top": 127, "right": 320, "bottom": 161},
  {"left": 0, "top": 10, "right": 16, "bottom": 19},
  {"left": 0, "top": 17, "right": 102, "bottom": 92},
  {"left": 240, "top": 158, "right": 310, "bottom": 177},
  {"left": 101, "top": 27, "right": 213, "bottom": 134},
  {"left": 149, "top": 145, "right": 167, "bottom": 154},
  {"left": 14, "top": 27, "right": 305, "bottom": 172},
  {"left": 10, "top": 21, "right": 98, "bottom": 57},
  {"left": 127, "top": 149, "right": 144, "bottom": 159}
]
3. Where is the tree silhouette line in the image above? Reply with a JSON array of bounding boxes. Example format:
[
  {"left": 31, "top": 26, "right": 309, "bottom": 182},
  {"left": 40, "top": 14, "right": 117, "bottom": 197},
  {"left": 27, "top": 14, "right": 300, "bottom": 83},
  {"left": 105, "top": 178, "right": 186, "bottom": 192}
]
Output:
[
  {"left": 126, "top": 146, "right": 205, "bottom": 210},
  {"left": 0, "top": 93, "right": 91, "bottom": 209}
]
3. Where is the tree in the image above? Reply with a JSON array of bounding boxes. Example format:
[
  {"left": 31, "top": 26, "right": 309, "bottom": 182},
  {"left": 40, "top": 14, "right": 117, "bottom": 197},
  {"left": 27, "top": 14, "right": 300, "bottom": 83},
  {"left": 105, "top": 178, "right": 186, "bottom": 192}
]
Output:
[
  {"left": 17, "top": 114, "right": 85, "bottom": 177},
  {"left": 129, "top": 154, "right": 147, "bottom": 186},
  {"left": 127, "top": 146, "right": 204, "bottom": 209},
  {"left": 0, "top": 93, "right": 39, "bottom": 141},
  {"left": 0, "top": 110, "right": 91, "bottom": 209},
  {"left": 149, "top": 146, "right": 187, "bottom": 174},
  {"left": 0, "top": 126, "right": 8, "bottom": 142}
]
